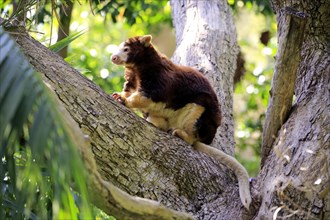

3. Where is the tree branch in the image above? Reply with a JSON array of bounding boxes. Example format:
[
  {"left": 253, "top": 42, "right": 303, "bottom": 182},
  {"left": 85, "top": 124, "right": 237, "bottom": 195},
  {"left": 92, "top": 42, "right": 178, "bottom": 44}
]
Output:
[
  {"left": 10, "top": 28, "right": 249, "bottom": 219},
  {"left": 261, "top": 6, "right": 307, "bottom": 166},
  {"left": 52, "top": 74, "right": 195, "bottom": 220}
]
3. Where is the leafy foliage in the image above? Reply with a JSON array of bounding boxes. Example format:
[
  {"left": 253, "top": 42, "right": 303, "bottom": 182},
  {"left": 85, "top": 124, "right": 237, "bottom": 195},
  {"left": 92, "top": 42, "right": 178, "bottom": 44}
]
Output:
[
  {"left": 1, "top": 0, "right": 172, "bottom": 95},
  {"left": 233, "top": 7, "right": 276, "bottom": 176},
  {"left": 0, "top": 0, "right": 39, "bottom": 26},
  {"left": 0, "top": 0, "right": 171, "bottom": 29},
  {"left": 228, "top": 0, "right": 273, "bottom": 15},
  {"left": 0, "top": 27, "right": 93, "bottom": 219},
  {"left": 91, "top": 0, "right": 172, "bottom": 27}
]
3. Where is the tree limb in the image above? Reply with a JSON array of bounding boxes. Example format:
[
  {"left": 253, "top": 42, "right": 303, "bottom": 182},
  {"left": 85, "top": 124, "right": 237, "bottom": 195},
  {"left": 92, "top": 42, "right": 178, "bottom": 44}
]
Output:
[
  {"left": 53, "top": 76, "right": 195, "bottom": 220},
  {"left": 10, "top": 27, "right": 249, "bottom": 219},
  {"left": 261, "top": 6, "right": 307, "bottom": 166}
]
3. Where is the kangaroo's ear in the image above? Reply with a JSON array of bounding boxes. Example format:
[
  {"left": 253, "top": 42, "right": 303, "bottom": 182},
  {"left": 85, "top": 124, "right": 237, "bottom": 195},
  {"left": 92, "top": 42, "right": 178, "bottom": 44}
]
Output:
[{"left": 139, "top": 35, "right": 152, "bottom": 47}]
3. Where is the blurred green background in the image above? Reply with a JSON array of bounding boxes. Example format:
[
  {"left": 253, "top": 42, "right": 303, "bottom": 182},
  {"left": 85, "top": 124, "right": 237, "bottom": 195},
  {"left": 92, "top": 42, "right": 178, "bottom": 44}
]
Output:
[{"left": 1, "top": 0, "right": 276, "bottom": 181}]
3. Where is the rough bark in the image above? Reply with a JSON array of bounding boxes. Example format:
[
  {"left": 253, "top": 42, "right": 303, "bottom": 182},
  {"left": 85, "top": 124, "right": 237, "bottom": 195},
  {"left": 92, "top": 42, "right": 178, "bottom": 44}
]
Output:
[
  {"left": 170, "top": 0, "right": 238, "bottom": 155},
  {"left": 256, "top": 0, "right": 330, "bottom": 219},
  {"left": 56, "top": 88, "right": 194, "bottom": 220},
  {"left": 261, "top": 4, "right": 307, "bottom": 167},
  {"left": 10, "top": 27, "right": 250, "bottom": 220}
]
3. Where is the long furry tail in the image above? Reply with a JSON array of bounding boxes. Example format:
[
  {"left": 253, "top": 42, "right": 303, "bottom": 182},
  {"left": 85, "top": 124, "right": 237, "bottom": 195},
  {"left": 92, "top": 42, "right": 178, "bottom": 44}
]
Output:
[{"left": 194, "top": 142, "right": 251, "bottom": 210}]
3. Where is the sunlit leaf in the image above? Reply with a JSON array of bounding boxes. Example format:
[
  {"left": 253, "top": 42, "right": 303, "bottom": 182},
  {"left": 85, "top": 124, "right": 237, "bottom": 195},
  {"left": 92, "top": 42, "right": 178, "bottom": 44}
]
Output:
[
  {"left": 0, "top": 27, "right": 93, "bottom": 219},
  {"left": 48, "top": 30, "right": 87, "bottom": 53}
]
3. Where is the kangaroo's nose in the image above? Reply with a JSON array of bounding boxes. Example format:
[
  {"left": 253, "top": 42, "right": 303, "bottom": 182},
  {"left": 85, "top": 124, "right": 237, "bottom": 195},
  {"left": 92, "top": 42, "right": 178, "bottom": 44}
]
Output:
[{"left": 111, "top": 55, "right": 118, "bottom": 62}]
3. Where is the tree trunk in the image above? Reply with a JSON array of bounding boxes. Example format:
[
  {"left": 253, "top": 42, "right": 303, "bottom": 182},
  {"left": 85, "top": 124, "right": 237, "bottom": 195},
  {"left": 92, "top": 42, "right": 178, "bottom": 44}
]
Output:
[
  {"left": 56, "top": 0, "right": 74, "bottom": 58},
  {"left": 257, "top": 0, "right": 330, "bottom": 219},
  {"left": 170, "top": 0, "right": 238, "bottom": 155}
]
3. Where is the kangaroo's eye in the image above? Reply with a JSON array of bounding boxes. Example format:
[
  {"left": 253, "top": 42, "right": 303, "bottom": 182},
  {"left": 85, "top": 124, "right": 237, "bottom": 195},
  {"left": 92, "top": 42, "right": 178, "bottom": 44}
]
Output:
[{"left": 123, "top": 48, "right": 129, "bottom": 52}]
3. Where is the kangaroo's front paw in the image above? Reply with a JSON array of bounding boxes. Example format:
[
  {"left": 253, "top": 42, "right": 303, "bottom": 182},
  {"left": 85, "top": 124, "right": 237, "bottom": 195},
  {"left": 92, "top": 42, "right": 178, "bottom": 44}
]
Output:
[{"left": 112, "top": 93, "right": 125, "bottom": 105}]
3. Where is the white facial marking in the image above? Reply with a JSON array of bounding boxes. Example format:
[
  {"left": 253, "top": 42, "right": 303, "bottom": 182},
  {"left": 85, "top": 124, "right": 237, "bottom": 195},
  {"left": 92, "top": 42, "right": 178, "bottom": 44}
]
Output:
[{"left": 111, "top": 42, "right": 129, "bottom": 65}]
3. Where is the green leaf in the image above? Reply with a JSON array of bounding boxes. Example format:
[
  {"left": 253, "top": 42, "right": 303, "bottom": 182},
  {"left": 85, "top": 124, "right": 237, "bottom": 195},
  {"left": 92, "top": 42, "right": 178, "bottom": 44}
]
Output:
[
  {"left": 0, "top": 27, "right": 93, "bottom": 219},
  {"left": 48, "top": 30, "right": 87, "bottom": 53}
]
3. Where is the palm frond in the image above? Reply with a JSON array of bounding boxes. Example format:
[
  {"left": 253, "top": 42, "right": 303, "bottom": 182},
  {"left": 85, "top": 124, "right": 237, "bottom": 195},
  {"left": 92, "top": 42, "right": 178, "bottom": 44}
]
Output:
[
  {"left": 49, "top": 29, "right": 86, "bottom": 53},
  {"left": 0, "top": 27, "right": 93, "bottom": 219}
]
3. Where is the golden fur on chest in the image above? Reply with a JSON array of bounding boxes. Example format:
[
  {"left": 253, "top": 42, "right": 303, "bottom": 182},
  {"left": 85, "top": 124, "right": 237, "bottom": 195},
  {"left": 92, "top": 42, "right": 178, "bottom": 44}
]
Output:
[{"left": 116, "top": 90, "right": 205, "bottom": 144}]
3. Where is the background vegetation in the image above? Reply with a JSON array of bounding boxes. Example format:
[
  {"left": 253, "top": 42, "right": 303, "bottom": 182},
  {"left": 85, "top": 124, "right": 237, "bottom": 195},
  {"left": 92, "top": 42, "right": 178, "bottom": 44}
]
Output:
[
  {"left": 0, "top": 27, "right": 92, "bottom": 219},
  {"left": 1, "top": 0, "right": 277, "bottom": 218}
]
